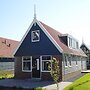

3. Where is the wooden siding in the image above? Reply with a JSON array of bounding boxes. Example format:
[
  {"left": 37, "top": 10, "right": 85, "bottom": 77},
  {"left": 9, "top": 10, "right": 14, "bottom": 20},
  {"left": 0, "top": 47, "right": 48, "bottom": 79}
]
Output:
[
  {"left": 62, "top": 55, "right": 87, "bottom": 81},
  {"left": 14, "top": 55, "right": 62, "bottom": 81},
  {"left": 0, "top": 58, "right": 14, "bottom": 62},
  {"left": 15, "top": 23, "right": 61, "bottom": 56}
]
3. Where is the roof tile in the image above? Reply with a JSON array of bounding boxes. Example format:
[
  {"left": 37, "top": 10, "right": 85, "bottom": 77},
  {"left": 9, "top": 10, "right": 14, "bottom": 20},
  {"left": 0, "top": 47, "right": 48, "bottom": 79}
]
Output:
[
  {"left": 0, "top": 37, "right": 19, "bottom": 58},
  {"left": 40, "top": 22, "right": 87, "bottom": 57}
]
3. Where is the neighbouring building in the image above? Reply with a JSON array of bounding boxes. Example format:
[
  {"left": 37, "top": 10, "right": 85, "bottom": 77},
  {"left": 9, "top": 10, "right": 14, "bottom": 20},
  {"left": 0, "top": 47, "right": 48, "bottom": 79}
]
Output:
[
  {"left": 0, "top": 37, "right": 18, "bottom": 70},
  {"left": 80, "top": 43, "right": 90, "bottom": 69},
  {"left": 14, "top": 18, "right": 87, "bottom": 81}
]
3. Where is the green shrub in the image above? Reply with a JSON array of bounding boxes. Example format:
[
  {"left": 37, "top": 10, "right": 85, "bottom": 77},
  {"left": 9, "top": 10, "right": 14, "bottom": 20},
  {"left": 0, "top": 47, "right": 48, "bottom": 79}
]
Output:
[
  {"left": 34, "top": 87, "right": 44, "bottom": 90},
  {"left": 0, "top": 70, "right": 14, "bottom": 80}
]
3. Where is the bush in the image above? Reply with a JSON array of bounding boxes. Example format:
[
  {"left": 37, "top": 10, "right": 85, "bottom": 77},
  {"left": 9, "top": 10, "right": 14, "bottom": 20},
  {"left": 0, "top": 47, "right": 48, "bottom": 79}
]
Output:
[{"left": 34, "top": 87, "right": 43, "bottom": 90}]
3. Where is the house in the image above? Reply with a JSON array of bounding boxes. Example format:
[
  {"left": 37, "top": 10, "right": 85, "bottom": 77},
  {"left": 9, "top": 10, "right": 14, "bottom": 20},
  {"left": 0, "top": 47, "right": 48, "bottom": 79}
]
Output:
[
  {"left": 0, "top": 37, "right": 18, "bottom": 70},
  {"left": 80, "top": 43, "right": 90, "bottom": 69},
  {"left": 14, "top": 18, "right": 87, "bottom": 81}
]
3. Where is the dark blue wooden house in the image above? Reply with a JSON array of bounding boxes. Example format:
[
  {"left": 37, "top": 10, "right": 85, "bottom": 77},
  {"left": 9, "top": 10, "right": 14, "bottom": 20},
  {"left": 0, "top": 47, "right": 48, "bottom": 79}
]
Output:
[{"left": 14, "top": 18, "right": 87, "bottom": 81}]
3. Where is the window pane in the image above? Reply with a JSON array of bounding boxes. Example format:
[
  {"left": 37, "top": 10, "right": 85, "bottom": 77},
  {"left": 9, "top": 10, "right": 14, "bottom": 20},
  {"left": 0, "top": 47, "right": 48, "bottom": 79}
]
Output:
[
  {"left": 42, "top": 56, "right": 51, "bottom": 60},
  {"left": 23, "top": 62, "right": 31, "bottom": 70},
  {"left": 32, "top": 30, "right": 40, "bottom": 42},
  {"left": 68, "top": 57, "right": 71, "bottom": 66},
  {"left": 65, "top": 56, "right": 67, "bottom": 66},
  {"left": 42, "top": 61, "right": 51, "bottom": 71},
  {"left": 23, "top": 57, "right": 31, "bottom": 61}
]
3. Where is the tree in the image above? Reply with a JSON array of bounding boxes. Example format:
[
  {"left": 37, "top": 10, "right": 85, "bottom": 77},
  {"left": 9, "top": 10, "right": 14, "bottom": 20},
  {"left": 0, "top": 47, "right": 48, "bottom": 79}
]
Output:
[{"left": 49, "top": 57, "right": 60, "bottom": 90}]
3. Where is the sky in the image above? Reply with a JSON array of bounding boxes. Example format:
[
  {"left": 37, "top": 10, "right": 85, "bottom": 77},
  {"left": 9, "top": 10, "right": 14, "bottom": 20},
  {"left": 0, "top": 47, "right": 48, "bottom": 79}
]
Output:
[{"left": 0, "top": 0, "right": 90, "bottom": 46}]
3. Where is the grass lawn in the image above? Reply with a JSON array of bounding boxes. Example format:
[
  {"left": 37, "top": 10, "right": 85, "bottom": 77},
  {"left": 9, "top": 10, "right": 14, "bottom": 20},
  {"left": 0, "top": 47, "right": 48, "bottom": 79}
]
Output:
[
  {"left": 64, "top": 73, "right": 90, "bottom": 90},
  {"left": 0, "top": 70, "right": 14, "bottom": 79}
]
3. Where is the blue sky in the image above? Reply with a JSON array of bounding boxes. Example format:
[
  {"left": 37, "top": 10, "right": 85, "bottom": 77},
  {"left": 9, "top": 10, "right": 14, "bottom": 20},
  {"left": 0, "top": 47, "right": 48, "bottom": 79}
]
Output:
[{"left": 0, "top": 0, "right": 90, "bottom": 46}]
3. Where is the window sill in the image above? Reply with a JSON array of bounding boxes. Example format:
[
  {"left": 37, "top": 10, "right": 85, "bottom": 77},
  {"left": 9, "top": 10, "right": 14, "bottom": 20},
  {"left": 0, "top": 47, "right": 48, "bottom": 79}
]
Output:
[
  {"left": 41, "top": 70, "right": 51, "bottom": 72},
  {"left": 69, "top": 65, "right": 72, "bottom": 67},
  {"left": 65, "top": 66, "right": 68, "bottom": 68},
  {"left": 22, "top": 70, "right": 32, "bottom": 72}
]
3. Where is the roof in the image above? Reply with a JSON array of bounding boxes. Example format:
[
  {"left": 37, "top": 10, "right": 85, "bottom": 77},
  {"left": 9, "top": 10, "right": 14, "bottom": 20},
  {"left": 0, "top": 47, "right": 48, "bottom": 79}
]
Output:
[
  {"left": 0, "top": 37, "right": 19, "bottom": 58},
  {"left": 14, "top": 19, "right": 87, "bottom": 57},
  {"left": 80, "top": 43, "right": 90, "bottom": 51},
  {"left": 40, "top": 21, "right": 87, "bottom": 57}
]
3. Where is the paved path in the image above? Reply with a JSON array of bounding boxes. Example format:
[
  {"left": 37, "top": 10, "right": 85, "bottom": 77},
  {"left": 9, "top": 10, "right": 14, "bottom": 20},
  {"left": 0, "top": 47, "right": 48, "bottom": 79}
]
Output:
[
  {"left": 43, "top": 82, "right": 72, "bottom": 90},
  {"left": 0, "top": 73, "right": 86, "bottom": 90},
  {"left": 0, "top": 79, "right": 72, "bottom": 90},
  {"left": 64, "top": 73, "right": 86, "bottom": 82}
]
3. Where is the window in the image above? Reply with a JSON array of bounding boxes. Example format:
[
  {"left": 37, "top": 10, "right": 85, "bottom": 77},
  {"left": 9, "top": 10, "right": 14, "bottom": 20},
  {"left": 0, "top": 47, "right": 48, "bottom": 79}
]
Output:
[
  {"left": 22, "top": 56, "right": 32, "bottom": 72},
  {"left": 64, "top": 55, "right": 68, "bottom": 66},
  {"left": 31, "top": 30, "right": 40, "bottom": 42},
  {"left": 75, "top": 56, "right": 78, "bottom": 65},
  {"left": 73, "top": 55, "right": 78, "bottom": 66},
  {"left": 68, "top": 56, "right": 72, "bottom": 66},
  {"left": 68, "top": 36, "right": 79, "bottom": 49},
  {"left": 76, "top": 42, "right": 78, "bottom": 49},
  {"left": 41, "top": 56, "right": 52, "bottom": 72}
]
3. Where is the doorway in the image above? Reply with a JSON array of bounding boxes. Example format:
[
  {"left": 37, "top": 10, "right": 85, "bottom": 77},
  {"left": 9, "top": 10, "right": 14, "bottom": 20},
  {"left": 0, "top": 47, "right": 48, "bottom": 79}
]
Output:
[{"left": 32, "top": 56, "right": 41, "bottom": 78}]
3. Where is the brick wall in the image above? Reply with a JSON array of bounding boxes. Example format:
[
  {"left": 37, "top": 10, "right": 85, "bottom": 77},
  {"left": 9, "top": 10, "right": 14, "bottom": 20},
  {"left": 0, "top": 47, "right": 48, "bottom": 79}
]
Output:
[{"left": 14, "top": 57, "right": 31, "bottom": 79}]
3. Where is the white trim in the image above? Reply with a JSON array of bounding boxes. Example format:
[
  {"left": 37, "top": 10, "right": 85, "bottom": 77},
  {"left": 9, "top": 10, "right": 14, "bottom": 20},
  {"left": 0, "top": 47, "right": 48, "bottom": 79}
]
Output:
[
  {"left": 37, "top": 21, "right": 63, "bottom": 53},
  {"left": 13, "top": 18, "right": 63, "bottom": 56},
  {"left": 41, "top": 56, "right": 52, "bottom": 72},
  {"left": 13, "top": 19, "right": 36, "bottom": 55},
  {"left": 65, "top": 66, "right": 68, "bottom": 68},
  {"left": 36, "top": 59, "right": 39, "bottom": 70},
  {"left": 22, "top": 56, "right": 32, "bottom": 72},
  {"left": 68, "top": 65, "right": 72, "bottom": 67},
  {"left": 64, "top": 55, "right": 68, "bottom": 67}
]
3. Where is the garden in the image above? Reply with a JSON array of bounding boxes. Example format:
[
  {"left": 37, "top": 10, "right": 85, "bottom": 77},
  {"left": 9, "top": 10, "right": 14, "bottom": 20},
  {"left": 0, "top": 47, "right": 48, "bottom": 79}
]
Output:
[
  {"left": 0, "top": 70, "right": 45, "bottom": 90},
  {"left": 64, "top": 73, "right": 90, "bottom": 90},
  {"left": 0, "top": 70, "right": 14, "bottom": 79}
]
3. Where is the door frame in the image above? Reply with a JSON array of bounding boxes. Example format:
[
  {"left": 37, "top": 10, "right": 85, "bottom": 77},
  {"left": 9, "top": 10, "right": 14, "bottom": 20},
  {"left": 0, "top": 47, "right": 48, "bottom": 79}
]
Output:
[{"left": 31, "top": 56, "right": 41, "bottom": 79}]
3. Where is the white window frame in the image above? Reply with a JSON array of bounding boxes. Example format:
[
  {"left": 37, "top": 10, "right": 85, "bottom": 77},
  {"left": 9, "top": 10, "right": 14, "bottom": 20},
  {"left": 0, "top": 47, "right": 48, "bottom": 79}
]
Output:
[
  {"left": 22, "top": 56, "right": 32, "bottom": 72},
  {"left": 31, "top": 30, "right": 40, "bottom": 42},
  {"left": 68, "top": 56, "right": 72, "bottom": 67},
  {"left": 75, "top": 56, "right": 78, "bottom": 66},
  {"left": 41, "top": 56, "right": 52, "bottom": 72},
  {"left": 68, "top": 35, "right": 79, "bottom": 49},
  {"left": 64, "top": 55, "right": 68, "bottom": 67}
]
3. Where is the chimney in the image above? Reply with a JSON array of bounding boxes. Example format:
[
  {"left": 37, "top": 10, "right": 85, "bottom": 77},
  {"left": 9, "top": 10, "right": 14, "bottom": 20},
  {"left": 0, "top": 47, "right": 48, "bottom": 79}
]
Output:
[
  {"left": 2, "top": 40, "right": 6, "bottom": 44},
  {"left": 7, "top": 44, "right": 11, "bottom": 47}
]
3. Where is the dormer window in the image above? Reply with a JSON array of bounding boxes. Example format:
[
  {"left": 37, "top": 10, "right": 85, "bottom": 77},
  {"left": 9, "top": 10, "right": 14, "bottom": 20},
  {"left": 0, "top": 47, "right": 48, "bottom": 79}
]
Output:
[
  {"left": 31, "top": 30, "right": 40, "bottom": 42},
  {"left": 59, "top": 34, "right": 79, "bottom": 49},
  {"left": 68, "top": 36, "right": 79, "bottom": 49}
]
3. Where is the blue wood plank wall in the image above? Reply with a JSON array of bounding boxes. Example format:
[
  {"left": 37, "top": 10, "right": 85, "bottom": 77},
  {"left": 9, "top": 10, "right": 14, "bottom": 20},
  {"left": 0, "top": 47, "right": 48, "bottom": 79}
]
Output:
[{"left": 15, "top": 23, "right": 61, "bottom": 56}]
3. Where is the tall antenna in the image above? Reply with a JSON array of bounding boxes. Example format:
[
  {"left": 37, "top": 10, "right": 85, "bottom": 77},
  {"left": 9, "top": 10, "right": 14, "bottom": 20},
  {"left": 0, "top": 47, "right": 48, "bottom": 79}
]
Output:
[{"left": 34, "top": 4, "right": 36, "bottom": 19}]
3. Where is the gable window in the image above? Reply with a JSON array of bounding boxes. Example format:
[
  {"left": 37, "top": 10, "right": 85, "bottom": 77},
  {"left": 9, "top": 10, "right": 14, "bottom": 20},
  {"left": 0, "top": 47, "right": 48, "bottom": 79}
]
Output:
[
  {"left": 22, "top": 56, "right": 32, "bottom": 72},
  {"left": 31, "top": 30, "right": 40, "bottom": 42},
  {"left": 41, "top": 56, "right": 52, "bottom": 72}
]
